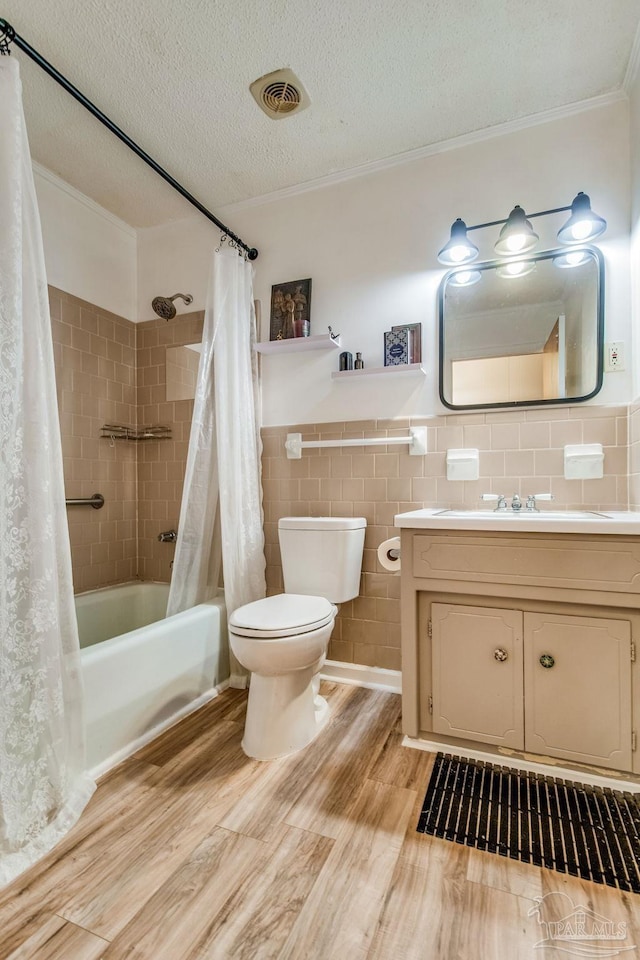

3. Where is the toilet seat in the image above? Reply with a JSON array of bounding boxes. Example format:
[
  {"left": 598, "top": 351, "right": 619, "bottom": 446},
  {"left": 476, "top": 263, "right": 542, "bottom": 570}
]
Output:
[{"left": 229, "top": 593, "right": 336, "bottom": 639}]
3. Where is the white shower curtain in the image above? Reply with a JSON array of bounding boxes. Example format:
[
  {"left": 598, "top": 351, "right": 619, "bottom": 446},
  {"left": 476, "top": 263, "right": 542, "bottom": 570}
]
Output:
[
  {"left": 167, "top": 247, "right": 266, "bottom": 676},
  {"left": 0, "top": 59, "right": 95, "bottom": 886}
]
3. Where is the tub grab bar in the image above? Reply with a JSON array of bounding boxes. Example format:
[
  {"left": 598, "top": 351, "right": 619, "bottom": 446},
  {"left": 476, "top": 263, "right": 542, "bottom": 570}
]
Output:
[
  {"left": 65, "top": 493, "right": 105, "bottom": 509},
  {"left": 285, "top": 427, "right": 427, "bottom": 459}
]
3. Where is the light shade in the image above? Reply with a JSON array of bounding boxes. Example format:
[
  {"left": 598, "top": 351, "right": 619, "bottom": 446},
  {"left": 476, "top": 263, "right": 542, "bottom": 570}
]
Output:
[
  {"left": 494, "top": 206, "right": 539, "bottom": 256},
  {"left": 438, "top": 219, "right": 479, "bottom": 266},
  {"left": 557, "top": 192, "right": 606, "bottom": 243},
  {"left": 495, "top": 259, "right": 536, "bottom": 280},
  {"left": 554, "top": 249, "right": 590, "bottom": 269},
  {"left": 447, "top": 268, "right": 482, "bottom": 287}
]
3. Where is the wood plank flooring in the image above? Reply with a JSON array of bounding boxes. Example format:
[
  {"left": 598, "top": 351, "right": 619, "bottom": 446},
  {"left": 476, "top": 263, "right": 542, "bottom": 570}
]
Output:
[{"left": 1, "top": 682, "right": 640, "bottom": 959}]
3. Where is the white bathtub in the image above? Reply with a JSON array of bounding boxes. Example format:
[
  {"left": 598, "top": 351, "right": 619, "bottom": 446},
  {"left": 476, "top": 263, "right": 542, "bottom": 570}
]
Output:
[{"left": 77, "top": 582, "right": 229, "bottom": 775}]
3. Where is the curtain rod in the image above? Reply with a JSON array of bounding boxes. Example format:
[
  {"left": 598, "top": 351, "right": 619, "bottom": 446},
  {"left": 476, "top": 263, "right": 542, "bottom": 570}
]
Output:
[{"left": 0, "top": 18, "right": 259, "bottom": 260}]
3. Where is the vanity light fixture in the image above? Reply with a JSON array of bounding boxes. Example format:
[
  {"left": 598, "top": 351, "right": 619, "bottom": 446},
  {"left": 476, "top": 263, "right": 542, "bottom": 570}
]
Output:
[
  {"left": 557, "top": 192, "right": 607, "bottom": 244},
  {"left": 437, "top": 192, "right": 606, "bottom": 266},
  {"left": 494, "top": 206, "right": 538, "bottom": 256},
  {"left": 437, "top": 219, "right": 479, "bottom": 265}
]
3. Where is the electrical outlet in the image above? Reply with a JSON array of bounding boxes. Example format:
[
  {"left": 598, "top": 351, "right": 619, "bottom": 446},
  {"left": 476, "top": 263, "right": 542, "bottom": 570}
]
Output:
[{"left": 605, "top": 341, "right": 625, "bottom": 372}]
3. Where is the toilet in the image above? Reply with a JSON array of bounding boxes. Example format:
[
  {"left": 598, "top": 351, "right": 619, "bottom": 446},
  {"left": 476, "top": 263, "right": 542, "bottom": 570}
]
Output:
[{"left": 229, "top": 516, "right": 366, "bottom": 760}]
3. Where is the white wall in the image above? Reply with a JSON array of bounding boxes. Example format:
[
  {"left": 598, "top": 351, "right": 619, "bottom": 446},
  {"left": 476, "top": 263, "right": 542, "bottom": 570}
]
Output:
[
  {"left": 35, "top": 164, "right": 137, "bottom": 320},
  {"left": 137, "top": 100, "right": 631, "bottom": 426},
  {"left": 629, "top": 64, "right": 640, "bottom": 398}
]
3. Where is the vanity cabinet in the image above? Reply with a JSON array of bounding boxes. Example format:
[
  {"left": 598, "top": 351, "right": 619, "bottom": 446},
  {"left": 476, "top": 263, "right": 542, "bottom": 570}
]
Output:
[
  {"left": 432, "top": 603, "right": 524, "bottom": 748},
  {"left": 431, "top": 602, "right": 632, "bottom": 769},
  {"left": 524, "top": 611, "right": 631, "bottom": 769},
  {"left": 399, "top": 525, "right": 640, "bottom": 775}
]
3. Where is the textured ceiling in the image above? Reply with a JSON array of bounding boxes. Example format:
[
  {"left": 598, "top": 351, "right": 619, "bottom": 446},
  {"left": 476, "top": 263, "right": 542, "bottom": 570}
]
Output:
[{"left": 2, "top": 0, "right": 640, "bottom": 227}]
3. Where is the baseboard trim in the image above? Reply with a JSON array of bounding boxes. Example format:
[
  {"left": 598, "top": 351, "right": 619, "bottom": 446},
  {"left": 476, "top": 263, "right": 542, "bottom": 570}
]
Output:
[
  {"left": 320, "top": 659, "right": 401, "bottom": 693},
  {"left": 402, "top": 735, "right": 640, "bottom": 792},
  {"left": 90, "top": 679, "right": 230, "bottom": 780}
]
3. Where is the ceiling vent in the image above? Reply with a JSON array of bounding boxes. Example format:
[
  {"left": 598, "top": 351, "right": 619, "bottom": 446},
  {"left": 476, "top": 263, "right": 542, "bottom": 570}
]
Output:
[{"left": 250, "top": 68, "right": 310, "bottom": 120}]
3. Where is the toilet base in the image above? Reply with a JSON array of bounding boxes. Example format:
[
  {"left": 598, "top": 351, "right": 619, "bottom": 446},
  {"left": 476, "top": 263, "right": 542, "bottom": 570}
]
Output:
[{"left": 242, "top": 666, "right": 330, "bottom": 761}]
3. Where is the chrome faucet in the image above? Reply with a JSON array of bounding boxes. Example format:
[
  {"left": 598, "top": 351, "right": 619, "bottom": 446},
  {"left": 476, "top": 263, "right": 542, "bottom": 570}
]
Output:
[
  {"left": 480, "top": 493, "right": 507, "bottom": 511},
  {"left": 158, "top": 529, "right": 177, "bottom": 543},
  {"left": 526, "top": 493, "right": 555, "bottom": 512},
  {"left": 511, "top": 494, "right": 522, "bottom": 512}
]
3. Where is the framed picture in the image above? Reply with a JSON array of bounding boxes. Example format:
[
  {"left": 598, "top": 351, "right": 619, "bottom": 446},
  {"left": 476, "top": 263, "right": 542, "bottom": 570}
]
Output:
[
  {"left": 392, "top": 322, "right": 422, "bottom": 364},
  {"left": 270, "top": 278, "right": 312, "bottom": 340},
  {"left": 384, "top": 328, "right": 409, "bottom": 366}
]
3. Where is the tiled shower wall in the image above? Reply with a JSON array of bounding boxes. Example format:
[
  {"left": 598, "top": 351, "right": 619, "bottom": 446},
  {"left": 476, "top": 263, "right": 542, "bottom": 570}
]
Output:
[
  {"left": 50, "top": 287, "right": 137, "bottom": 594},
  {"left": 261, "top": 404, "right": 629, "bottom": 671},
  {"left": 50, "top": 287, "right": 204, "bottom": 592},
  {"left": 136, "top": 312, "right": 204, "bottom": 582}
]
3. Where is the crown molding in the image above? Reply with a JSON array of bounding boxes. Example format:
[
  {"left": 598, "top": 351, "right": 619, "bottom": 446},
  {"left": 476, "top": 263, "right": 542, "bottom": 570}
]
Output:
[
  {"left": 217, "top": 91, "right": 627, "bottom": 215},
  {"left": 32, "top": 161, "right": 137, "bottom": 238},
  {"left": 623, "top": 19, "right": 640, "bottom": 95}
]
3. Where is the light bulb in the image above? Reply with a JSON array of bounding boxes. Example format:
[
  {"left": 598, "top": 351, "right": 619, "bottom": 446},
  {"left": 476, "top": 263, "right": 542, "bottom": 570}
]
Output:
[
  {"left": 448, "top": 269, "right": 481, "bottom": 287},
  {"left": 505, "top": 233, "right": 529, "bottom": 253},
  {"left": 554, "top": 250, "right": 589, "bottom": 269},
  {"left": 448, "top": 245, "right": 473, "bottom": 263},
  {"left": 496, "top": 259, "right": 535, "bottom": 279},
  {"left": 569, "top": 220, "right": 594, "bottom": 241}
]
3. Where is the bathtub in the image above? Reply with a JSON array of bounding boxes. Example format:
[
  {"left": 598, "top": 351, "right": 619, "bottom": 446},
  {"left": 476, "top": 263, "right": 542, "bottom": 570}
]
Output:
[{"left": 77, "top": 582, "right": 229, "bottom": 775}]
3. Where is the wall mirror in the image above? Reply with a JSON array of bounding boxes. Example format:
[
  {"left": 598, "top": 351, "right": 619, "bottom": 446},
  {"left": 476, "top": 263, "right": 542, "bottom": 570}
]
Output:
[
  {"left": 166, "top": 343, "right": 202, "bottom": 401},
  {"left": 438, "top": 246, "right": 604, "bottom": 410}
]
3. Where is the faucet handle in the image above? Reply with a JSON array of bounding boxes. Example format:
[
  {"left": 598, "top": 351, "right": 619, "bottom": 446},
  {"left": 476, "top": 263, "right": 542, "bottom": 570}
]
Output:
[
  {"left": 480, "top": 493, "right": 506, "bottom": 511},
  {"left": 158, "top": 529, "right": 178, "bottom": 543},
  {"left": 526, "top": 493, "right": 554, "bottom": 512}
]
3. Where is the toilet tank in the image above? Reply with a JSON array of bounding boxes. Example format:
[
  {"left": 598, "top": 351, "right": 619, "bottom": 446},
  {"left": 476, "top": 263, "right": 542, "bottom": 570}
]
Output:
[{"left": 278, "top": 517, "right": 366, "bottom": 603}]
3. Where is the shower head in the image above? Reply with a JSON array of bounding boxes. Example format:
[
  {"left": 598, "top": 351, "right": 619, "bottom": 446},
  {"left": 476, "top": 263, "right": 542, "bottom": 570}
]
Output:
[{"left": 151, "top": 292, "right": 194, "bottom": 320}]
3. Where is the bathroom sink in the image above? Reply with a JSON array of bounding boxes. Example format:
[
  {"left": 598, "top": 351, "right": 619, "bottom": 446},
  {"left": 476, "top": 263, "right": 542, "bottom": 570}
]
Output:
[
  {"left": 434, "top": 509, "right": 611, "bottom": 520},
  {"left": 394, "top": 508, "right": 640, "bottom": 535}
]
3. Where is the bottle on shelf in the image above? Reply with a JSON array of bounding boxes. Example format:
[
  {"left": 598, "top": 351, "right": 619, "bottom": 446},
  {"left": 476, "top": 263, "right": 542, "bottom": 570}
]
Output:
[
  {"left": 339, "top": 351, "right": 353, "bottom": 371},
  {"left": 354, "top": 352, "right": 364, "bottom": 369}
]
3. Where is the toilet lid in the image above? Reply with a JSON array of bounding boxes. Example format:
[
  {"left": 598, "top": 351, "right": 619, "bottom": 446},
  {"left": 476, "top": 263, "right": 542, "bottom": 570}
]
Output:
[{"left": 229, "top": 594, "right": 335, "bottom": 638}]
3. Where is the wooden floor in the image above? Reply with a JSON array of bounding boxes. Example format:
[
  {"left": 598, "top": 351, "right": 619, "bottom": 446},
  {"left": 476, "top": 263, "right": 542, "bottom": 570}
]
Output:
[{"left": 2, "top": 683, "right": 640, "bottom": 959}]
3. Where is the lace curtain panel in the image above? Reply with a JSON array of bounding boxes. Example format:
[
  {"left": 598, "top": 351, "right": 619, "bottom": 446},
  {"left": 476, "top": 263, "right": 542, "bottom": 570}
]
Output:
[
  {"left": 0, "top": 58, "right": 95, "bottom": 887},
  {"left": 167, "top": 248, "right": 266, "bottom": 680}
]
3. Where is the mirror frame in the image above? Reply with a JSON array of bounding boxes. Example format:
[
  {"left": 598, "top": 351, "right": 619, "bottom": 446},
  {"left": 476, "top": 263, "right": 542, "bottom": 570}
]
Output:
[{"left": 438, "top": 245, "right": 605, "bottom": 411}]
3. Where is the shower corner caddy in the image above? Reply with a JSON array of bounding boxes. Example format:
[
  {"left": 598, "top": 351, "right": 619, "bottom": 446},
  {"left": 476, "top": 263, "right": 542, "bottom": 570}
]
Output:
[
  {"left": 255, "top": 334, "right": 341, "bottom": 354},
  {"left": 100, "top": 424, "right": 172, "bottom": 442}
]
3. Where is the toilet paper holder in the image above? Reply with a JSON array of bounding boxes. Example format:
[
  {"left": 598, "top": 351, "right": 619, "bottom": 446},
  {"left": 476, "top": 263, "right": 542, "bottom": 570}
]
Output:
[{"left": 377, "top": 536, "right": 402, "bottom": 572}]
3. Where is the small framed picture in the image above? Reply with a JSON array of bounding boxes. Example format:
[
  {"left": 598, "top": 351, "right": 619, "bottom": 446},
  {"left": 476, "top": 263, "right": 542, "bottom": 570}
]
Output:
[
  {"left": 270, "top": 278, "right": 312, "bottom": 340},
  {"left": 384, "top": 328, "right": 409, "bottom": 366},
  {"left": 392, "top": 323, "right": 422, "bottom": 364}
]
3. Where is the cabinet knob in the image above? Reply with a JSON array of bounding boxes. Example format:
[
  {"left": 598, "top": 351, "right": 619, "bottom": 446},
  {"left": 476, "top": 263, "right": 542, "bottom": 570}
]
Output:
[
  {"left": 494, "top": 648, "right": 508, "bottom": 662},
  {"left": 539, "top": 653, "right": 555, "bottom": 669}
]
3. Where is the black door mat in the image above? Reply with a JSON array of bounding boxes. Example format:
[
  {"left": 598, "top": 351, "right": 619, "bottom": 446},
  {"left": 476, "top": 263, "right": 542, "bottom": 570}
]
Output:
[{"left": 417, "top": 752, "right": 640, "bottom": 893}]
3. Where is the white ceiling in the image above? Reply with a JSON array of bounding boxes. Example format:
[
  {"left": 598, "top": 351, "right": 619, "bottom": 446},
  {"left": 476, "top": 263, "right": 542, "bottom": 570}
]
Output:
[{"left": 3, "top": 0, "right": 640, "bottom": 228}]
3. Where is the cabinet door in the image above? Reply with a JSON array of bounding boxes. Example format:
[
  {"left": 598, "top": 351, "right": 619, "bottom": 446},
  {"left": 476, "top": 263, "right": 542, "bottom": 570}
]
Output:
[
  {"left": 432, "top": 603, "right": 524, "bottom": 748},
  {"left": 524, "top": 612, "right": 632, "bottom": 770}
]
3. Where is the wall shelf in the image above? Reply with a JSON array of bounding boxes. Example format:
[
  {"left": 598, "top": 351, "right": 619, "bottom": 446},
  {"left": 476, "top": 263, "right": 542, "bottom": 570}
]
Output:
[
  {"left": 331, "top": 362, "right": 426, "bottom": 380},
  {"left": 256, "top": 334, "right": 341, "bottom": 355}
]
